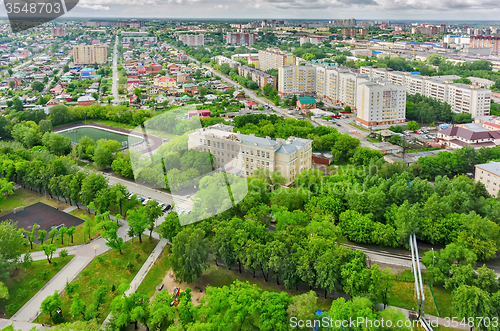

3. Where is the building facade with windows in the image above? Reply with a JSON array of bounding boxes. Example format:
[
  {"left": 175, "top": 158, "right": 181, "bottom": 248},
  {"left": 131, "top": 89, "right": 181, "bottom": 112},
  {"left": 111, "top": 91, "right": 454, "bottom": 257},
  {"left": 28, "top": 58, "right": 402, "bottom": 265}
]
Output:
[
  {"left": 179, "top": 34, "right": 205, "bottom": 46},
  {"left": 187, "top": 124, "right": 313, "bottom": 184},
  {"left": 356, "top": 81, "right": 406, "bottom": 127},
  {"left": 225, "top": 33, "right": 258, "bottom": 46},
  {"left": 360, "top": 66, "right": 491, "bottom": 118},
  {"left": 238, "top": 65, "right": 276, "bottom": 89},
  {"left": 73, "top": 45, "right": 108, "bottom": 65},
  {"left": 475, "top": 162, "right": 500, "bottom": 197},
  {"left": 258, "top": 48, "right": 298, "bottom": 71}
]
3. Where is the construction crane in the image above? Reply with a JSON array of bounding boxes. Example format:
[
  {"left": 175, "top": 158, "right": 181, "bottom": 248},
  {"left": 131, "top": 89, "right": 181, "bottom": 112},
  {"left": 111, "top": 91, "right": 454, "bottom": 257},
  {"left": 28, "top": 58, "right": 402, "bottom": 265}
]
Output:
[{"left": 410, "top": 44, "right": 416, "bottom": 61}]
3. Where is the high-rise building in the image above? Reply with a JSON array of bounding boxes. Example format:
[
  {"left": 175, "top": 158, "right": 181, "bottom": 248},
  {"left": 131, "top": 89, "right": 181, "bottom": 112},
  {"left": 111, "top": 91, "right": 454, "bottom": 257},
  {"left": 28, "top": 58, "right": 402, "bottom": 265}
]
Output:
[
  {"left": 187, "top": 124, "right": 313, "bottom": 184},
  {"left": 225, "top": 32, "right": 258, "bottom": 45},
  {"left": 469, "top": 36, "right": 500, "bottom": 54},
  {"left": 73, "top": 45, "right": 108, "bottom": 65},
  {"left": 258, "top": 48, "right": 297, "bottom": 71},
  {"left": 278, "top": 64, "right": 317, "bottom": 97},
  {"left": 51, "top": 27, "right": 67, "bottom": 36},
  {"left": 360, "top": 66, "right": 491, "bottom": 118},
  {"left": 179, "top": 34, "right": 205, "bottom": 46},
  {"left": 356, "top": 82, "right": 406, "bottom": 127}
]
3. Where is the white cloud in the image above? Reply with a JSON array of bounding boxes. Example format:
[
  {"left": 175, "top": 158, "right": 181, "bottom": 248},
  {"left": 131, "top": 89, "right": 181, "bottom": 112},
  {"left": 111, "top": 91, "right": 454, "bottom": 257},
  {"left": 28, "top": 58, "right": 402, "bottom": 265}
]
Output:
[{"left": 78, "top": 4, "right": 111, "bottom": 10}]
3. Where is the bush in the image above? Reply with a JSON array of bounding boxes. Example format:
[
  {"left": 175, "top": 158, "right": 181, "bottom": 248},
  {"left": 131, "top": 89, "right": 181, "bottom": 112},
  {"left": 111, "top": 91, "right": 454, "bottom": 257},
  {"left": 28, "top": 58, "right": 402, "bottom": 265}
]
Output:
[
  {"left": 16, "top": 289, "right": 28, "bottom": 299},
  {"left": 39, "top": 270, "right": 49, "bottom": 280},
  {"left": 22, "top": 252, "right": 33, "bottom": 268},
  {"left": 134, "top": 253, "right": 141, "bottom": 261},
  {"left": 59, "top": 249, "right": 68, "bottom": 258},
  {"left": 96, "top": 255, "right": 104, "bottom": 263},
  {"left": 65, "top": 280, "right": 78, "bottom": 296},
  {"left": 29, "top": 279, "right": 40, "bottom": 289},
  {"left": 126, "top": 261, "right": 134, "bottom": 272},
  {"left": 111, "top": 284, "right": 116, "bottom": 292}
]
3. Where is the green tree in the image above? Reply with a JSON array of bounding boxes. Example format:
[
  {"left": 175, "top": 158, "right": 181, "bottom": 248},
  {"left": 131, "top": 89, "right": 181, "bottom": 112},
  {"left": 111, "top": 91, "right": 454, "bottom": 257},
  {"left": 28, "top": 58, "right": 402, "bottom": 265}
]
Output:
[
  {"left": 406, "top": 121, "right": 419, "bottom": 131},
  {"left": 41, "top": 244, "right": 56, "bottom": 264},
  {"left": 93, "top": 139, "right": 121, "bottom": 169},
  {"left": 40, "top": 290, "right": 63, "bottom": 320},
  {"left": 0, "top": 281, "right": 8, "bottom": 300},
  {"left": 144, "top": 200, "right": 162, "bottom": 238},
  {"left": 286, "top": 291, "right": 318, "bottom": 330},
  {"left": 126, "top": 207, "right": 149, "bottom": 243},
  {"left": 48, "top": 228, "right": 59, "bottom": 244},
  {"left": 37, "top": 230, "right": 47, "bottom": 245},
  {"left": 157, "top": 212, "right": 181, "bottom": 242},
  {"left": 452, "top": 285, "right": 492, "bottom": 330},
  {"left": 24, "top": 223, "right": 40, "bottom": 250},
  {"left": 171, "top": 228, "right": 209, "bottom": 283},
  {"left": 31, "top": 81, "right": 44, "bottom": 92},
  {"left": 58, "top": 227, "right": 67, "bottom": 245},
  {"left": 67, "top": 226, "right": 76, "bottom": 244}
]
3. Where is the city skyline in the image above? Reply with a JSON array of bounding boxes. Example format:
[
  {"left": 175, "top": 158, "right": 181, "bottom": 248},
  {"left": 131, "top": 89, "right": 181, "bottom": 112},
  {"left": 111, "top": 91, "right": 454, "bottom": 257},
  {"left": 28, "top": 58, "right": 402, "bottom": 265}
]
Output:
[{"left": 2, "top": 0, "right": 500, "bottom": 21}]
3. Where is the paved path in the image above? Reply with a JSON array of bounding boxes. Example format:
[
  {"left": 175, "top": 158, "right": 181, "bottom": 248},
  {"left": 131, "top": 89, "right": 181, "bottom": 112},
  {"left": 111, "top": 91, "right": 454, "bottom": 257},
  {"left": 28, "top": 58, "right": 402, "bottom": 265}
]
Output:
[
  {"left": 0, "top": 319, "right": 46, "bottom": 331},
  {"left": 391, "top": 306, "right": 469, "bottom": 330},
  {"left": 10, "top": 255, "right": 93, "bottom": 322},
  {"left": 101, "top": 239, "right": 168, "bottom": 329},
  {"left": 62, "top": 205, "right": 77, "bottom": 213},
  {"left": 13, "top": 218, "right": 133, "bottom": 322},
  {"left": 111, "top": 36, "right": 121, "bottom": 105}
]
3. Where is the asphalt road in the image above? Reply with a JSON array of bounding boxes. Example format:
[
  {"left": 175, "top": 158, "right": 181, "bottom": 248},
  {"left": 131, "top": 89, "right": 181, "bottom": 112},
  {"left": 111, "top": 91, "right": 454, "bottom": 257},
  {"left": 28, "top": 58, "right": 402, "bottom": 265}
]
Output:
[{"left": 112, "top": 36, "right": 120, "bottom": 105}]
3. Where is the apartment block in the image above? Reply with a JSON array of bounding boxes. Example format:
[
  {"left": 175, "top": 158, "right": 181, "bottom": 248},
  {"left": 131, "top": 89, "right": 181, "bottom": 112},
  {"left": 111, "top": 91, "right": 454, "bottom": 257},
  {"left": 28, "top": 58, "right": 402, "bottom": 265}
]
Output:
[
  {"left": 73, "top": 45, "right": 108, "bottom": 65},
  {"left": 278, "top": 64, "right": 317, "bottom": 97},
  {"left": 213, "top": 55, "right": 239, "bottom": 68},
  {"left": 475, "top": 162, "right": 500, "bottom": 198},
  {"left": 360, "top": 66, "right": 491, "bottom": 118},
  {"left": 179, "top": 34, "right": 205, "bottom": 46},
  {"left": 225, "top": 32, "right": 258, "bottom": 45},
  {"left": 469, "top": 36, "right": 500, "bottom": 54},
  {"left": 238, "top": 65, "right": 276, "bottom": 89},
  {"left": 258, "top": 48, "right": 298, "bottom": 71},
  {"left": 279, "top": 64, "right": 370, "bottom": 110},
  {"left": 51, "top": 27, "right": 67, "bottom": 36},
  {"left": 187, "top": 124, "right": 313, "bottom": 184},
  {"left": 356, "top": 82, "right": 406, "bottom": 128}
]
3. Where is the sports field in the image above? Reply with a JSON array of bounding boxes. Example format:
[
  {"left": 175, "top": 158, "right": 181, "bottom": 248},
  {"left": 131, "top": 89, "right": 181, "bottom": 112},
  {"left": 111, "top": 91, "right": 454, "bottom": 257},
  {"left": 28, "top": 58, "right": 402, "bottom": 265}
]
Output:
[{"left": 59, "top": 126, "right": 143, "bottom": 145}]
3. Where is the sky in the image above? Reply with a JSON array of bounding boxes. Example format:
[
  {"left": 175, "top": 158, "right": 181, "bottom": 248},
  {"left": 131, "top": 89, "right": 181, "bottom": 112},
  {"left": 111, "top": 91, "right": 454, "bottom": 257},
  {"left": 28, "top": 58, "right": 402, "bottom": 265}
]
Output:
[{"left": 2, "top": 0, "right": 500, "bottom": 21}]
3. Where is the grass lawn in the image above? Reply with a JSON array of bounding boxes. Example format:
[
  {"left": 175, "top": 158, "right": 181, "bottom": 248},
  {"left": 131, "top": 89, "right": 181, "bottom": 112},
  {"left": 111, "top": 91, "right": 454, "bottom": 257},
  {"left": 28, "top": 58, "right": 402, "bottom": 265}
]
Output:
[
  {"left": 387, "top": 280, "right": 454, "bottom": 318},
  {"left": 367, "top": 137, "right": 379, "bottom": 143},
  {"left": 0, "top": 188, "right": 70, "bottom": 218},
  {"left": 136, "top": 247, "right": 171, "bottom": 298},
  {"left": 0, "top": 256, "right": 74, "bottom": 316},
  {"left": 94, "top": 119, "right": 136, "bottom": 131},
  {"left": 35, "top": 238, "right": 157, "bottom": 325},
  {"left": 185, "top": 262, "right": 334, "bottom": 311}
]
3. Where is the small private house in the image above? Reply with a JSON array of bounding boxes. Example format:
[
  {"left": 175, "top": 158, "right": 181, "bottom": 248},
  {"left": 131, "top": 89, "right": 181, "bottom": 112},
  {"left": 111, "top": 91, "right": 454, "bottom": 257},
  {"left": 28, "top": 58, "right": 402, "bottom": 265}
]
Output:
[
  {"left": 183, "top": 83, "right": 199, "bottom": 96},
  {"left": 77, "top": 95, "right": 96, "bottom": 107},
  {"left": 46, "top": 98, "right": 61, "bottom": 107},
  {"left": 156, "top": 94, "right": 168, "bottom": 104},
  {"left": 187, "top": 110, "right": 211, "bottom": 118},
  {"left": 297, "top": 96, "right": 317, "bottom": 112},
  {"left": 205, "top": 94, "right": 218, "bottom": 101},
  {"left": 233, "top": 91, "right": 244, "bottom": 100}
]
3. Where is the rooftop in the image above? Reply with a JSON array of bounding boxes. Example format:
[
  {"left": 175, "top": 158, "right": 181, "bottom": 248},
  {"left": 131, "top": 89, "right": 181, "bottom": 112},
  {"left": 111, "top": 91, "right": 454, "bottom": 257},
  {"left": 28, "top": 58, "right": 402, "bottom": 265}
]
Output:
[
  {"left": 476, "top": 161, "right": 500, "bottom": 176},
  {"left": 298, "top": 96, "right": 316, "bottom": 104}
]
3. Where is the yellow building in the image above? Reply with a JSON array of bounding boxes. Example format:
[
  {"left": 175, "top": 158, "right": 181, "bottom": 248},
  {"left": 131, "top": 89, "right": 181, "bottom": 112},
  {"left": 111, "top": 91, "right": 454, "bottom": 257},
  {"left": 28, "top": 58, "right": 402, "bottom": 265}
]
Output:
[
  {"left": 73, "top": 45, "right": 108, "bottom": 65},
  {"left": 188, "top": 124, "right": 313, "bottom": 184}
]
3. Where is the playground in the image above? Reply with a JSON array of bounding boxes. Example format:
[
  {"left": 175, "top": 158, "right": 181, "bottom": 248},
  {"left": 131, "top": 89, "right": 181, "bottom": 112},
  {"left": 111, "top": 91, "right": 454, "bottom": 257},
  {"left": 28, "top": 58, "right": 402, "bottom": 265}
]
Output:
[{"left": 0, "top": 202, "right": 84, "bottom": 243}]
